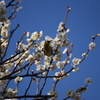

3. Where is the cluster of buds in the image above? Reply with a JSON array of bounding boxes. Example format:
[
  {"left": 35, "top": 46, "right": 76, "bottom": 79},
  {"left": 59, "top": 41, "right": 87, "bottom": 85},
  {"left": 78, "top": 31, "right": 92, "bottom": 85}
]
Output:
[{"left": 0, "top": 0, "right": 7, "bottom": 22}]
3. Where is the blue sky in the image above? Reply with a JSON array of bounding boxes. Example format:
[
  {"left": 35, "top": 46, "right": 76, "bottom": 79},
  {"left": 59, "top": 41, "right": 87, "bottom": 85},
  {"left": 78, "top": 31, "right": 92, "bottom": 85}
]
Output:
[{"left": 4, "top": 0, "right": 100, "bottom": 100}]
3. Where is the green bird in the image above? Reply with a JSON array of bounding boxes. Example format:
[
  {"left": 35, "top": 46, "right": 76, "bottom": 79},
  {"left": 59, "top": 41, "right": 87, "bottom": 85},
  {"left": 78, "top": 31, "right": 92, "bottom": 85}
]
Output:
[{"left": 44, "top": 41, "right": 53, "bottom": 56}]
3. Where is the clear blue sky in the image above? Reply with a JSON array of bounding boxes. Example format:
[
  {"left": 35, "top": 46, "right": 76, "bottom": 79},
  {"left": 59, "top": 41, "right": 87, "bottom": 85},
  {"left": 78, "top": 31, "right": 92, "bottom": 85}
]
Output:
[{"left": 5, "top": 0, "right": 100, "bottom": 100}]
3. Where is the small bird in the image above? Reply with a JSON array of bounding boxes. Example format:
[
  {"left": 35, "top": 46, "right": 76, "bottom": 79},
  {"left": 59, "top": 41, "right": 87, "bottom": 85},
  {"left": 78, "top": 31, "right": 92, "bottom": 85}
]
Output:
[{"left": 44, "top": 41, "right": 53, "bottom": 56}]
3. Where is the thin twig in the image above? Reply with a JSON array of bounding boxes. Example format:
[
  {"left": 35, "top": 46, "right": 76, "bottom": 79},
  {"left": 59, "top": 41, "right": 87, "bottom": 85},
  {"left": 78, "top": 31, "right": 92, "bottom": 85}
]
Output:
[
  {"left": 6, "top": 0, "right": 16, "bottom": 8},
  {"left": 39, "top": 69, "right": 49, "bottom": 95},
  {"left": 63, "top": 6, "right": 71, "bottom": 26},
  {"left": 24, "top": 76, "right": 33, "bottom": 99}
]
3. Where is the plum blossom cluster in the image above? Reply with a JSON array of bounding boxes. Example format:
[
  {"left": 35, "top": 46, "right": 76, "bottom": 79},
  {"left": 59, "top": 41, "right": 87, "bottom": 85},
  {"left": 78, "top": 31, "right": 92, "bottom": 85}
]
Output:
[
  {"left": 89, "top": 42, "right": 96, "bottom": 50},
  {"left": 0, "top": 0, "right": 7, "bottom": 22},
  {"left": 66, "top": 78, "right": 92, "bottom": 100},
  {"left": 0, "top": 19, "right": 11, "bottom": 56},
  {"left": 0, "top": 1, "right": 12, "bottom": 99},
  {"left": 0, "top": 74, "right": 20, "bottom": 99},
  {"left": 14, "top": 21, "right": 70, "bottom": 70},
  {"left": 54, "top": 70, "right": 70, "bottom": 81},
  {"left": 0, "top": 0, "right": 10, "bottom": 57},
  {"left": 0, "top": 1, "right": 23, "bottom": 99},
  {"left": 0, "top": 88, "right": 18, "bottom": 100},
  {"left": 0, "top": 1, "right": 99, "bottom": 100}
]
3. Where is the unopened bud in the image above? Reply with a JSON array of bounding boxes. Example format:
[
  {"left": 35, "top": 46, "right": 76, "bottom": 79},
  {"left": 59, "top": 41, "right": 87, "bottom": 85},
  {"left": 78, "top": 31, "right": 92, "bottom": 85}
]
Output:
[
  {"left": 92, "top": 36, "right": 95, "bottom": 39},
  {"left": 96, "top": 34, "right": 100, "bottom": 36},
  {"left": 68, "top": 8, "right": 71, "bottom": 11}
]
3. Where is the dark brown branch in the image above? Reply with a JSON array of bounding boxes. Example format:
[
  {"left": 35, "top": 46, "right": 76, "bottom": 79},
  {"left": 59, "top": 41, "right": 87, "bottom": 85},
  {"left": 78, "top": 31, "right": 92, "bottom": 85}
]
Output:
[
  {"left": 6, "top": 0, "right": 16, "bottom": 8},
  {"left": 5, "top": 95, "right": 54, "bottom": 99},
  {"left": 0, "top": 63, "right": 30, "bottom": 80},
  {"left": 0, "top": 50, "right": 23, "bottom": 65},
  {"left": 0, "top": 67, "right": 74, "bottom": 80}
]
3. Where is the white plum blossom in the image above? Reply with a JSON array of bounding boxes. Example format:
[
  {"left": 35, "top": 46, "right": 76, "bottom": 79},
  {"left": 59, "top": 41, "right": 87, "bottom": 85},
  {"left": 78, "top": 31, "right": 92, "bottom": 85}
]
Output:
[
  {"left": 31, "top": 43, "right": 40, "bottom": 50},
  {"left": 0, "top": 72, "right": 5, "bottom": 78},
  {"left": 36, "top": 65, "right": 46, "bottom": 71},
  {"left": 0, "top": 80, "right": 6, "bottom": 86},
  {"left": 31, "top": 31, "right": 43, "bottom": 41},
  {"left": 66, "top": 90, "right": 75, "bottom": 98},
  {"left": 66, "top": 90, "right": 81, "bottom": 100},
  {"left": 45, "top": 36, "right": 53, "bottom": 41},
  {"left": 48, "top": 63, "right": 56, "bottom": 71},
  {"left": 35, "top": 52, "right": 44, "bottom": 60},
  {"left": 61, "top": 39, "right": 70, "bottom": 47},
  {"left": 14, "top": 58, "right": 24, "bottom": 67},
  {"left": 47, "top": 90, "right": 58, "bottom": 98},
  {"left": 5, "top": 69, "right": 10, "bottom": 75},
  {"left": 62, "top": 48, "right": 68, "bottom": 54},
  {"left": 27, "top": 38, "right": 32, "bottom": 43},
  {"left": 44, "top": 56, "right": 52, "bottom": 62},
  {"left": 39, "top": 30, "right": 43, "bottom": 37},
  {"left": 4, "top": 19, "right": 11, "bottom": 25},
  {"left": 0, "top": 0, "right": 6, "bottom": 6},
  {"left": 51, "top": 40, "right": 62, "bottom": 48},
  {"left": 2, "top": 23, "right": 10, "bottom": 30},
  {"left": 56, "top": 32, "right": 67, "bottom": 39},
  {"left": 21, "top": 50, "right": 30, "bottom": 59},
  {"left": 54, "top": 70, "right": 69, "bottom": 80},
  {"left": 17, "top": 42, "right": 28, "bottom": 51},
  {"left": 16, "top": 6, "right": 23, "bottom": 12},
  {"left": 14, "top": 76, "right": 23, "bottom": 83},
  {"left": 0, "top": 20, "right": 10, "bottom": 38},
  {"left": 85, "top": 78, "right": 92, "bottom": 84},
  {"left": 57, "top": 22, "right": 70, "bottom": 33},
  {"left": 25, "top": 31, "right": 30, "bottom": 37},
  {"left": 4, "top": 62, "right": 13, "bottom": 70},
  {"left": 44, "top": 61, "right": 50, "bottom": 66},
  {"left": 26, "top": 54, "right": 35, "bottom": 62},
  {"left": 56, "top": 61, "right": 64, "bottom": 69},
  {"left": 0, "top": 65, "right": 6, "bottom": 72},
  {"left": 42, "top": 71, "right": 47, "bottom": 75},
  {"left": 1, "top": 30, "right": 9, "bottom": 38},
  {"left": 0, "top": 41, "right": 8, "bottom": 50},
  {"left": 7, "top": 88, "right": 18, "bottom": 97},
  {"left": 40, "top": 40, "right": 45, "bottom": 48},
  {"left": 57, "top": 22, "right": 64, "bottom": 32},
  {"left": 35, "top": 60, "right": 41, "bottom": 65},
  {"left": 82, "top": 52, "right": 87, "bottom": 57},
  {"left": 72, "top": 67, "right": 80, "bottom": 72},
  {"left": 89, "top": 42, "right": 96, "bottom": 50},
  {"left": 53, "top": 53, "right": 62, "bottom": 62},
  {"left": 72, "top": 58, "right": 81, "bottom": 65},
  {"left": 31, "top": 31, "right": 38, "bottom": 40}
]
